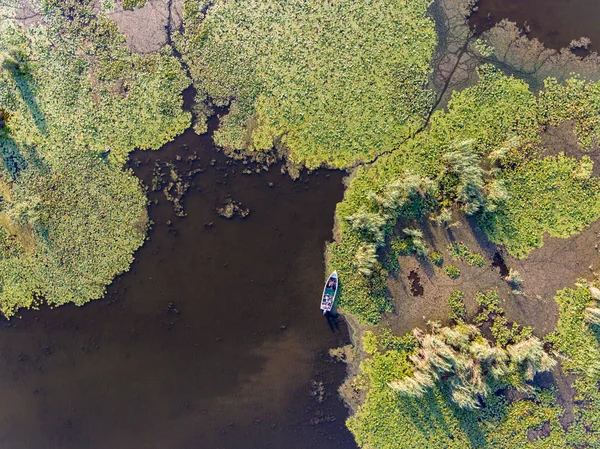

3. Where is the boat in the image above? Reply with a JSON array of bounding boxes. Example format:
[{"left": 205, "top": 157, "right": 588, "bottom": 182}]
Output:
[{"left": 320, "top": 271, "right": 338, "bottom": 315}]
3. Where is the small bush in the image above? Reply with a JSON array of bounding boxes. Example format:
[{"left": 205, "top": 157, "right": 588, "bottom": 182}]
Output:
[
  {"left": 121, "top": 0, "right": 147, "bottom": 9},
  {"left": 444, "top": 265, "right": 461, "bottom": 279}
]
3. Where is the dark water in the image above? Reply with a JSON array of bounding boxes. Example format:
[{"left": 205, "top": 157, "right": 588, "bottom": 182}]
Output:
[
  {"left": 0, "top": 121, "right": 357, "bottom": 448},
  {"left": 407, "top": 271, "right": 424, "bottom": 297},
  {"left": 470, "top": 0, "right": 600, "bottom": 53}
]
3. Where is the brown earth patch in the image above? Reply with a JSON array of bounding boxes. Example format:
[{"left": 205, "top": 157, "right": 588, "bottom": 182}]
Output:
[
  {"left": 107, "top": 0, "right": 183, "bottom": 54},
  {"left": 382, "top": 213, "right": 600, "bottom": 338},
  {"left": 541, "top": 121, "right": 600, "bottom": 174}
]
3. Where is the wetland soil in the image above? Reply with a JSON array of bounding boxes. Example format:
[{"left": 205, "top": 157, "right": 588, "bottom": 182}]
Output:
[{"left": 0, "top": 123, "right": 356, "bottom": 449}]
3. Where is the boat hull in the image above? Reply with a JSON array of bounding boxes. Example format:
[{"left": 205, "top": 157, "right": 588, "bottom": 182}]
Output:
[{"left": 320, "top": 271, "right": 338, "bottom": 314}]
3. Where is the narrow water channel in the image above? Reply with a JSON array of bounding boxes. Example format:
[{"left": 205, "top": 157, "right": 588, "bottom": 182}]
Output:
[{"left": 0, "top": 119, "right": 356, "bottom": 448}]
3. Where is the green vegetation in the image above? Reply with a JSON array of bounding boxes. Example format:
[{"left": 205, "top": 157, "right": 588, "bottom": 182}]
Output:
[
  {"left": 121, "top": 0, "right": 147, "bottom": 9},
  {"left": 179, "top": 0, "right": 437, "bottom": 168},
  {"left": 348, "top": 286, "right": 600, "bottom": 448},
  {"left": 449, "top": 242, "right": 486, "bottom": 267},
  {"left": 539, "top": 76, "right": 600, "bottom": 149},
  {"left": 328, "top": 66, "right": 543, "bottom": 322},
  {"left": 430, "top": 251, "right": 444, "bottom": 266},
  {"left": 448, "top": 290, "right": 466, "bottom": 321},
  {"left": 0, "top": 0, "right": 190, "bottom": 315},
  {"left": 444, "top": 265, "right": 461, "bottom": 280},
  {"left": 2, "top": 2, "right": 600, "bottom": 447},
  {"left": 391, "top": 324, "right": 555, "bottom": 409},
  {"left": 474, "top": 290, "right": 532, "bottom": 346},
  {"left": 480, "top": 153, "right": 600, "bottom": 258},
  {"left": 348, "top": 330, "right": 566, "bottom": 449}
]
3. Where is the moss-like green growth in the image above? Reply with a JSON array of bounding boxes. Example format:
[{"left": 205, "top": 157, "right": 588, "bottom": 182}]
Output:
[{"left": 179, "top": 0, "right": 437, "bottom": 169}]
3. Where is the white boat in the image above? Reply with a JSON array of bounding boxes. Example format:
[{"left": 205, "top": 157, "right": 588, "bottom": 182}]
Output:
[{"left": 320, "top": 271, "right": 338, "bottom": 315}]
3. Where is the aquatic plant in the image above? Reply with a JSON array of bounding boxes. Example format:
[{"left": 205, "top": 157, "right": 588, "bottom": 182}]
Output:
[
  {"left": 179, "top": 0, "right": 437, "bottom": 169},
  {"left": 0, "top": 0, "right": 190, "bottom": 315}
]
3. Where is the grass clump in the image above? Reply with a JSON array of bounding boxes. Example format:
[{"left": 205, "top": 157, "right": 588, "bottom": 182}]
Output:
[{"left": 444, "top": 265, "right": 461, "bottom": 280}]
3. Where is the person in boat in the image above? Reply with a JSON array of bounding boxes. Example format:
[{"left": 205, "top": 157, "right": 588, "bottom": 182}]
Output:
[{"left": 328, "top": 278, "right": 335, "bottom": 289}]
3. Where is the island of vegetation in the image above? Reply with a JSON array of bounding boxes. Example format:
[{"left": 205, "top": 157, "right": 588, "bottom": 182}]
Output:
[{"left": 1, "top": 0, "right": 600, "bottom": 447}]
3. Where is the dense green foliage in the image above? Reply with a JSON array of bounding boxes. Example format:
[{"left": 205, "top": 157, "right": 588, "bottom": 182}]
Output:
[
  {"left": 348, "top": 330, "right": 567, "bottom": 449},
  {"left": 179, "top": 0, "right": 437, "bottom": 168},
  {"left": 539, "top": 76, "right": 600, "bottom": 149},
  {"left": 0, "top": 0, "right": 190, "bottom": 315},
  {"left": 330, "top": 64, "right": 600, "bottom": 322},
  {"left": 548, "top": 287, "right": 600, "bottom": 401},
  {"left": 480, "top": 154, "right": 600, "bottom": 258}
]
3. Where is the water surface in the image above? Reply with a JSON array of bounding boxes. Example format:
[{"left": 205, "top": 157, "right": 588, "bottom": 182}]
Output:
[
  {"left": 0, "top": 122, "right": 356, "bottom": 449},
  {"left": 470, "top": 0, "right": 600, "bottom": 52}
]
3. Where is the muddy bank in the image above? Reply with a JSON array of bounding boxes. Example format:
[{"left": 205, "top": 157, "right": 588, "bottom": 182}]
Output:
[{"left": 0, "top": 123, "right": 356, "bottom": 449}]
